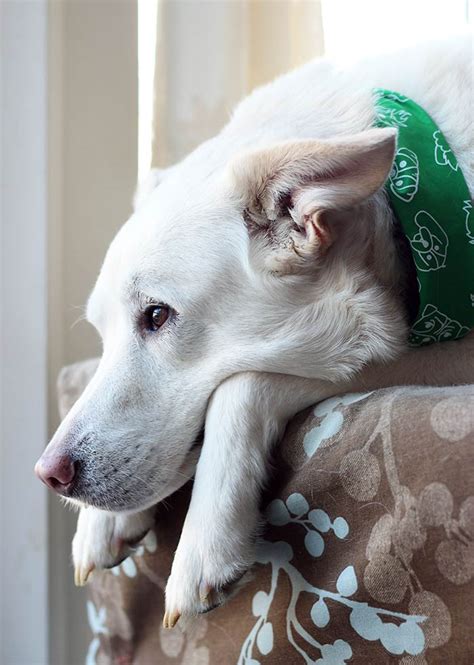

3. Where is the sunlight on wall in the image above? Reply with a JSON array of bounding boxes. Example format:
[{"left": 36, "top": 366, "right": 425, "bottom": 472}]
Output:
[
  {"left": 322, "top": 0, "right": 471, "bottom": 60},
  {"left": 138, "top": 0, "right": 158, "bottom": 184}
]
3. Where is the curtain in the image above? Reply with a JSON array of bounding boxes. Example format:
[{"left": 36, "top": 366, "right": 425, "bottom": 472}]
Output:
[{"left": 151, "top": 0, "right": 325, "bottom": 167}]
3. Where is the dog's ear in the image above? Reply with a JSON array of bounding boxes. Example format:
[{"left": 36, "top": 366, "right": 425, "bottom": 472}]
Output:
[
  {"left": 232, "top": 128, "right": 396, "bottom": 272},
  {"left": 133, "top": 168, "right": 169, "bottom": 211}
]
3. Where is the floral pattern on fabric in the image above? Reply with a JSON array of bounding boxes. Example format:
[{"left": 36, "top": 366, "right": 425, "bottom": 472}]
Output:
[{"left": 83, "top": 386, "right": 474, "bottom": 665}]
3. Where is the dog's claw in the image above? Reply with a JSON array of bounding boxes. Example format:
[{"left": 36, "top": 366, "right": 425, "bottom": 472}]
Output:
[
  {"left": 199, "top": 580, "right": 212, "bottom": 603},
  {"left": 111, "top": 538, "right": 122, "bottom": 560},
  {"left": 74, "top": 563, "right": 95, "bottom": 587},
  {"left": 163, "top": 609, "right": 181, "bottom": 629}
]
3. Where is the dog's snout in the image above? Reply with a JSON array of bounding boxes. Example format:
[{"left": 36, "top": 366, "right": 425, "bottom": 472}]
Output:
[{"left": 35, "top": 452, "right": 77, "bottom": 494}]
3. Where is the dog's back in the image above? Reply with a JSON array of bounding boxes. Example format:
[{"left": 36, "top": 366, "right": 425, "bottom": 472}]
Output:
[{"left": 179, "top": 35, "right": 473, "bottom": 196}]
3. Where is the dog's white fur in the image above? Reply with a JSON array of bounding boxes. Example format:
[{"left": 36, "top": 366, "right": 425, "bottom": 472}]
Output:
[{"left": 42, "top": 36, "right": 473, "bottom": 621}]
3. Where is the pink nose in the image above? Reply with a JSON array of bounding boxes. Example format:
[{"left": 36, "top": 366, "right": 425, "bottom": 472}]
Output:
[{"left": 34, "top": 453, "right": 76, "bottom": 493}]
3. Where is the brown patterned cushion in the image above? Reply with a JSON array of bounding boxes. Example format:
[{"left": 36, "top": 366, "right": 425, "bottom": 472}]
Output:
[{"left": 59, "top": 364, "right": 474, "bottom": 665}]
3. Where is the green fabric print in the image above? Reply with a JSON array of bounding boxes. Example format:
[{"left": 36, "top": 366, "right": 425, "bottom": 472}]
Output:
[
  {"left": 377, "top": 90, "right": 408, "bottom": 103},
  {"left": 389, "top": 148, "right": 419, "bottom": 203},
  {"left": 411, "top": 211, "right": 448, "bottom": 272},
  {"left": 375, "top": 107, "right": 411, "bottom": 128},
  {"left": 373, "top": 88, "right": 474, "bottom": 347},
  {"left": 409, "top": 304, "right": 470, "bottom": 346},
  {"left": 433, "top": 130, "right": 459, "bottom": 171},
  {"left": 464, "top": 200, "right": 474, "bottom": 245}
]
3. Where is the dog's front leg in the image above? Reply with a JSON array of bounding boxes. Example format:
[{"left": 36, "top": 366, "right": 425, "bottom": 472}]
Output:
[
  {"left": 163, "top": 371, "right": 340, "bottom": 625},
  {"left": 72, "top": 505, "right": 155, "bottom": 586},
  {"left": 72, "top": 447, "right": 200, "bottom": 586}
]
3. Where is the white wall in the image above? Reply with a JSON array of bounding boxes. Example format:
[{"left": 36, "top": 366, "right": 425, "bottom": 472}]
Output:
[
  {"left": 1, "top": 1, "right": 137, "bottom": 663},
  {"left": 47, "top": 2, "right": 138, "bottom": 663},
  {"left": 1, "top": 1, "right": 49, "bottom": 663}
]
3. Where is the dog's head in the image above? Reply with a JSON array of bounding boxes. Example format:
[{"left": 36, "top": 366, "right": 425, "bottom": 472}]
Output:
[{"left": 36, "top": 128, "right": 404, "bottom": 511}]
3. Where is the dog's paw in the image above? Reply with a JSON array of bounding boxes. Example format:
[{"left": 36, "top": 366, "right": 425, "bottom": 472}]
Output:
[
  {"left": 72, "top": 506, "right": 154, "bottom": 586},
  {"left": 163, "top": 529, "right": 253, "bottom": 627}
]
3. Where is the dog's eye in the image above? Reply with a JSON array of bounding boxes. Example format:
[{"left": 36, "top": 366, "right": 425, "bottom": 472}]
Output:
[{"left": 143, "top": 305, "right": 170, "bottom": 332}]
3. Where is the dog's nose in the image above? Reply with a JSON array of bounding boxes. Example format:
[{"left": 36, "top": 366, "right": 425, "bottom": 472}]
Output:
[{"left": 34, "top": 453, "right": 77, "bottom": 493}]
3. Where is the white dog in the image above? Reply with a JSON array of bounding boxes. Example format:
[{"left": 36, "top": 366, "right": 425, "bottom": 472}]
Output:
[{"left": 36, "top": 36, "right": 473, "bottom": 627}]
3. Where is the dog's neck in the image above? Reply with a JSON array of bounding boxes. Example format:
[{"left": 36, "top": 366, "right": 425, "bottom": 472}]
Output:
[
  {"left": 329, "top": 192, "right": 419, "bottom": 329},
  {"left": 366, "top": 193, "right": 420, "bottom": 329},
  {"left": 314, "top": 194, "right": 419, "bottom": 372}
]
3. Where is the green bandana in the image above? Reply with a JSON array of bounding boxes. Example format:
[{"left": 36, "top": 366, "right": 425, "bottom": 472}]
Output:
[{"left": 373, "top": 88, "right": 474, "bottom": 346}]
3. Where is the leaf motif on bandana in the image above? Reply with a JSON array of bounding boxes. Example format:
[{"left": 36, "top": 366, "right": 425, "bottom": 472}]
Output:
[
  {"left": 389, "top": 148, "right": 419, "bottom": 202},
  {"left": 374, "top": 88, "right": 409, "bottom": 104},
  {"left": 433, "top": 130, "right": 459, "bottom": 171},
  {"left": 464, "top": 199, "right": 474, "bottom": 245},
  {"left": 410, "top": 210, "right": 448, "bottom": 272},
  {"left": 409, "top": 304, "right": 470, "bottom": 345},
  {"left": 373, "top": 89, "right": 409, "bottom": 104},
  {"left": 375, "top": 106, "right": 411, "bottom": 128}
]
